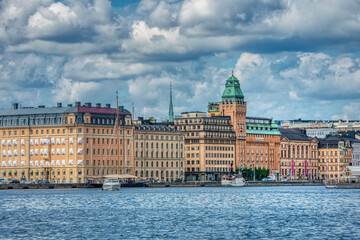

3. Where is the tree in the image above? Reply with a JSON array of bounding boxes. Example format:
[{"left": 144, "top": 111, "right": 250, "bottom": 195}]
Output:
[{"left": 236, "top": 168, "right": 270, "bottom": 181}]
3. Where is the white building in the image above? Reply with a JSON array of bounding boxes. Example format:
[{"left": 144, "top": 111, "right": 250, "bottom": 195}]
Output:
[{"left": 352, "top": 142, "right": 360, "bottom": 166}]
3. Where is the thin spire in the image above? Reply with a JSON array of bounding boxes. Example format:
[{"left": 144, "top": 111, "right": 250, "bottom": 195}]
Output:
[
  {"left": 168, "top": 81, "right": 174, "bottom": 123},
  {"left": 232, "top": 70, "right": 234, "bottom": 76}
]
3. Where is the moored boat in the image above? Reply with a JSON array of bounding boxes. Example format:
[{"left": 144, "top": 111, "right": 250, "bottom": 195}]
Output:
[
  {"left": 102, "top": 178, "right": 121, "bottom": 191},
  {"left": 221, "top": 175, "right": 246, "bottom": 187}
]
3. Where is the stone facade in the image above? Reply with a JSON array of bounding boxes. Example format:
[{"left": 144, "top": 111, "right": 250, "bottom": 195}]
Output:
[
  {"left": 279, "top": 129, "right": 319, "bottom": 180},
  {"left": 134, "top": 123, "right": 185, "bottom": 182}
]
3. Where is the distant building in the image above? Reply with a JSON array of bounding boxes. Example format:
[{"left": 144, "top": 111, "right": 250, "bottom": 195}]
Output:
[
  {"left": 279, "top": 128, "right": 319, "bottom": 180},
  {"left": 0, "top": 102, "right": 134, "bottom": 183},
  {"left": 306, "top": 128, "right": 337, "bottom": 139},
  {"left": 352, "top": 142, "right": 360, "bottom": 167},
  {"left": 134, "top": 118, "right": 185, "bottom": 182}
]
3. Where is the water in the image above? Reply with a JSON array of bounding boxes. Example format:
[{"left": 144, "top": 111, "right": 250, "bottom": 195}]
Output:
[{"left": 0, "top": 186, "right": 359, "bottom": 239}]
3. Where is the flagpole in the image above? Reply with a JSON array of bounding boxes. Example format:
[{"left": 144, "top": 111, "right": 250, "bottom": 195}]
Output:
[
  {"left": 326, "top": 143, "right": 329, "bottom": 183},
  {"left": 254, "top": 165, "right": 255, "bottom": 181}
]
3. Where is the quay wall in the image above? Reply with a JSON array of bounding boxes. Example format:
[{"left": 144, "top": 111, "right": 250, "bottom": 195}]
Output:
[{"left": 1, "top": 181, "right": 325, "bottom": 190}]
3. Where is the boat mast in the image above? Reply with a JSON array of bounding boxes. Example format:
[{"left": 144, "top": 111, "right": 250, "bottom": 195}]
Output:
[
  {"left": 116, "top": 91, "right": 120, "bottom": 175},
  {"left": 337, "top": 142, "right": 340, "bottom": 183}
]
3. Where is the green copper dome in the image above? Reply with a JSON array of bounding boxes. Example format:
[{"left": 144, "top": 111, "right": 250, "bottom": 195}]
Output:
[{"left": 221, "top": 74, "right": 244, "bottom": 102}]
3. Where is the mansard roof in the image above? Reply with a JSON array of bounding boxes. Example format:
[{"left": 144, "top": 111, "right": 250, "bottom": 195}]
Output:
[{"left": 280, "top": 128, "right": 314, "bottom": 141}]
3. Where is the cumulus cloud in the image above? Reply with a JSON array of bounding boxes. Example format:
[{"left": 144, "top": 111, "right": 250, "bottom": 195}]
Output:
[{"left": 0, "top": 0, "right": 359, "bottom": 121}]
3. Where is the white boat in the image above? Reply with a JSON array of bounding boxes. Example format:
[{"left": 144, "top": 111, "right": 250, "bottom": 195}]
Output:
[
  {"left": 221, "top": 176, "right": 246, "bottom": 187},
  {"left": 102, "top": 178, "right": 121, "bottom": 191}
]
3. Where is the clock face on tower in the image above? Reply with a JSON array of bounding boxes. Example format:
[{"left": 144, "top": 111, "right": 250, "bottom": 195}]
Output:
[{"left": 227, "top": 89, "right": 231, "bottom": 93}]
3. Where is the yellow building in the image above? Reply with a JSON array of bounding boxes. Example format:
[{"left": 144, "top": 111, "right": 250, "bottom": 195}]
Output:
[
  {"left": 134, "top": 120, "right": 185, "bottom": 182},
  {"left": 0, "top": 102, "right": 134, "bottom": 183},
  {"left": 175, "top": 112, "right": 236, "bottom": 181},
  {"left": 318, "top": 136, "right": 352, "bottom": 182}
]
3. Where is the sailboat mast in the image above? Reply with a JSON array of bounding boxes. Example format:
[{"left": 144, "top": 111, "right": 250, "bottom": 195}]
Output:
[{"left": 116, "top": 91, "right": 120, "bottom": 175}]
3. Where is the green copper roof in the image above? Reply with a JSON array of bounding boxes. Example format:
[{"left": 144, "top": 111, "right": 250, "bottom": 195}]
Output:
[
  {"left": 246, "top": 120, "right": 281, "bottom": 136},
  {"left": 222, "top": 74, "right": 244, "bottom": 102},
  {"left": 270, "top": 118, "right": 279, "bottom": 129}
]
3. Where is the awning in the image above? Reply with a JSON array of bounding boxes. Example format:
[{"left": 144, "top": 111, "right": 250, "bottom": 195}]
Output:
[
  {"left": 104, "top": 174, "right": 138, "bottom": 179},
  {"left": 40, "top": 169, "right": 44, "bottom": 173},
  {"left": 14, "top": 170, "right": 17, "bottom": 174},
  {"left": 8, "top": 170, "right": 11, "bottom": 174},
  {"left": 35, "top": 170, "right": 39, "bottom": 174},
  {"left": 30, "top": 170, "right": 33, "bottom": 174},
  {"left": 2, "top": 170, "right": 5, "bottom": 174},
  {"left": 78, "top": 170, "right": 82, "bottom": 174},
  {"left": 344, "top": 166, "right": 360, "bottom": 177},
  {"left": 21, "top": 170, "right": 24, "bottom": 174}
]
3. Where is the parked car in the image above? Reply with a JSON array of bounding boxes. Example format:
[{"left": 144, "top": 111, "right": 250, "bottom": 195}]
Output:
[
  {"left": 281, "top": 178, "right": 288, "bottom": 182},
  {"left": 261, "top": 178, "right": 272, "bottom": 182},
  {"left": 9, "top": 179, "right": 20, "bottom": 184}
]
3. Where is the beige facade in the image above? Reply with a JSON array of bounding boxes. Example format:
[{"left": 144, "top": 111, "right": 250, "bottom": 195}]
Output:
[
  {"left": 0, "top": 104, "right": 134, "bottom": 183},
  {"left": 279, "top": 137, "right": 319, "bottom": 180},
  {"left": 134, "top": 124, "right": 185, "bottom": 182},
  {"left": 175, "top": 112, "right": 236, "bottom": 181},
  {"left": 318, "top": 139, "right": 352, "bottom": 182}
]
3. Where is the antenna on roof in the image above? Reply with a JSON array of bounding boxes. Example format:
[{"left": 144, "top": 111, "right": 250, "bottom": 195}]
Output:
[{"left": 232, "top": 70, "right": 234, "bottom": 76}]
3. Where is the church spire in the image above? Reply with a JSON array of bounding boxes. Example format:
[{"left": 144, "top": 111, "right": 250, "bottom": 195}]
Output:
[{"left": 168, "top": 82, "right": 174, "bottom": 123}]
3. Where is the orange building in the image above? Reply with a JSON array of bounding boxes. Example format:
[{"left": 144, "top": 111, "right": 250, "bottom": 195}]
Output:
[
  {"left": 0, "top": 102, "right": 134, "bottom": 183},
  {"left": 215, "top": 74, "right": 281, "bottom": 176}
]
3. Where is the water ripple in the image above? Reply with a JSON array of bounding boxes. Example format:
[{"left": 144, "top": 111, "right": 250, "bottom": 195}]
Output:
[{"left": 0, "top": 187, "right": 359, "bottom": 239}]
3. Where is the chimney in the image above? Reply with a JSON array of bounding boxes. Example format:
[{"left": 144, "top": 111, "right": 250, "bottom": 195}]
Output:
[
  {"left": 105, "top": 104, "right": 111, "bottom": 108},
  {"left": 85, "top": 102, "right": 91, "bottom": 107},
  {"left": 57, "top": 103, "right": 62, "bottom": 108},
  {"left": 118, "top": 106, "right": 124, "bottom": 112},
  {"left": 38, "top": 105, "right": 45, "bottom": 108},
  {"left": 96, "top": 103, "right": 101, "bottom": 108},
  {"left": 75, "top": 101, "right": 81, "bottom": 107},
  {"left": 12, "top": 103, "right": 19, "bottom": 110},
  {"left": 67, "top": 104, "right": 73, "bottom": 107}
]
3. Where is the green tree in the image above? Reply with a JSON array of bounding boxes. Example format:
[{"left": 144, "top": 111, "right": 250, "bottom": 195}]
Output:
[{"left": 237, "top": 168, "right": 270, "bottom": 181}]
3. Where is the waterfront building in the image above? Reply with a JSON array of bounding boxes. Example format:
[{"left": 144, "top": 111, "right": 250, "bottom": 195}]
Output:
[
  {"left": 318, "top": 136, "right": 353, "bottom": 181},
  {"left": 174, "top": 112, "right": 236, "bottom": 181},
  {"left": 0, "top": 102, "right": 134, "bottom": 183},
  {"left": 209, "top": 74, "right": 281, "bottom": 175},
  {"left": 352, "top": 142, "right": 360, "bottom": 166},
  {"left": 134, "top": 118, "right": 185, "bottom": 182},
  {"left": 279, "top": 128, "right": 319, "bottom": 180}
]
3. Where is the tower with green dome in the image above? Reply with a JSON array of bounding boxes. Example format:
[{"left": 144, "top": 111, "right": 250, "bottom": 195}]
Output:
[{"left": 221, "top": 73, "right": 245, "bottom": 103}]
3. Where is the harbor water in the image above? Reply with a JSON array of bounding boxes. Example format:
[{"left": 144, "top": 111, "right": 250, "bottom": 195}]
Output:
[{"left": 0, "top": 186, "right": 359, "bottom": 239}]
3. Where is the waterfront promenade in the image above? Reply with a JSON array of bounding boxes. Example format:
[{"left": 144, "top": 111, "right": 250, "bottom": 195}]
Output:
[{"left": 0, "top": 181, "right": 324, "bottom": 190}]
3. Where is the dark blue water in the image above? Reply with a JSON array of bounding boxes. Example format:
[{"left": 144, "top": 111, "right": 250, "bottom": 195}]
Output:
[{"left": 0, "top": 186, "right": 359, "bottom": 239}]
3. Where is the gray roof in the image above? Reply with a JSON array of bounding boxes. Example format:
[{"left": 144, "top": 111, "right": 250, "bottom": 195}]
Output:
[
  {"left": 0, "top": 106, "right": 78, "bottom": 116},
  {"left": 135, "top": 124, "right": 178, "bottom": 133},
  {"left": 280, "top": 128, "right": 314, "bottom": 141}
]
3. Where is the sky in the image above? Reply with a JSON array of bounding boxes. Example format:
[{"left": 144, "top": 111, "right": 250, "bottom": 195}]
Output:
[{"left": 0, "top": 0, "right": 359, "bottom": 121}]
